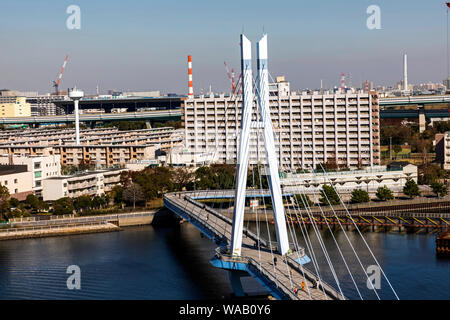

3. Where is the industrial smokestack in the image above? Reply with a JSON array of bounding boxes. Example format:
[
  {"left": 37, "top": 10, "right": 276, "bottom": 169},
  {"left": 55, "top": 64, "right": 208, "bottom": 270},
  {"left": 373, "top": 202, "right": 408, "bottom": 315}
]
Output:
[
  {"left": 403, "top": 53, "right": 408, "bottom": 92},
  {"left": 188, "top": 55, "right": 193, "bottom": 97}
]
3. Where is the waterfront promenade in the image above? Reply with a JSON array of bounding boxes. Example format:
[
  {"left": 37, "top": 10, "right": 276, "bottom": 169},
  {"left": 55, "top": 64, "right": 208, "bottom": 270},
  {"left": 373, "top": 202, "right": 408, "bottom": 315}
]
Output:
[{"left": 0, "top": 211, "right": 155, "bottom": 240}]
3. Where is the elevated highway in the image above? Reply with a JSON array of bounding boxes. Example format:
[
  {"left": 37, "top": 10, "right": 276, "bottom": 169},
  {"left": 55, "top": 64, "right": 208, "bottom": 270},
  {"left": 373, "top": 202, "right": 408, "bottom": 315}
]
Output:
[{"left": 0, "top": 110, "right": 182, "bottom": 126}]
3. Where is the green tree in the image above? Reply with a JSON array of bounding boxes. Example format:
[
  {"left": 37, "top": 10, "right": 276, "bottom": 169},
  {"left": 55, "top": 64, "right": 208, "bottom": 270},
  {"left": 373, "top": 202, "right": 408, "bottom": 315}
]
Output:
[
  {"left": 25, "top": 194, "right": 40, "bottom": 211},
  {"left": 134, "top": 167, "right": 175, "bottom": 200},
  {"left": 110, "top": 185, "right": 124, "bottom": 205},
  {"left": 9, "top": 197, "right": 20, "bottom": 208},
  {"left": 376, "top": 186, "right": 394, "bottom": 201},
  {"left": 403, "top": 179, "right": 421, "bottom": 198},
  {"left": 0, "top": 184, "right": 10, "bottom": 220},
  {"left": 73, "top": 195, "right": 92, "bottom": 214},
  {"left": 319, "top": 185, "right": 340, "bottom": 206},
  {"left": 123, "top": 183, "right": 145, "bottom": 209},
  {"left": 351, "top": 189, "right": 370, "bottom": 204},
  {"left": 295, "top": 194, "right": 313, "bottom": 208},
  {"left": 92, "top": 195, "right": 108, "bottom": 209},
  {"left": 430, "top": 181, "right": 448, "bottom": 198},
  {"left": 194, "top": 166, "right": 214, "bottom": 189},
  {"left": 172, "top": 167, "right": 194, "bottom": 191},
  {"left": 53, "top": 197, "right": 74, "bottom": 215},
  {"left": 418, "top": 164, "right": 448, "bottom": 185}
]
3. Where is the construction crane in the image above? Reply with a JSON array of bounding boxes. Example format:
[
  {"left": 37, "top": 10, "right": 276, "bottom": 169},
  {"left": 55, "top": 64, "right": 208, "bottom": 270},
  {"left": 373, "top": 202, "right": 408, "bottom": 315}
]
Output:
[
  {"left": 224, "top": 61, "right": 242, "bottom": 95},
  {"left": 53, "top": 55, "right": 69, "bottom": 95}
]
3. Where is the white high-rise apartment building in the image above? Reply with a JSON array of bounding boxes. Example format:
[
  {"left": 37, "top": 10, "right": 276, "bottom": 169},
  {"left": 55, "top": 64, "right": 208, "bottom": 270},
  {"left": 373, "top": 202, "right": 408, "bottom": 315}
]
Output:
[{"left": 182, "top": 78, "right": 380, "bottom": 171}]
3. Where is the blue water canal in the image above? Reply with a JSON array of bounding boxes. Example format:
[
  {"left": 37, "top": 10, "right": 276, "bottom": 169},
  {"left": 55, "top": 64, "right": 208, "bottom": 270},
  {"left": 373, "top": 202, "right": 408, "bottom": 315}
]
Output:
[{"left": 0, "top": 222, "right": 448, "bottom": 300}]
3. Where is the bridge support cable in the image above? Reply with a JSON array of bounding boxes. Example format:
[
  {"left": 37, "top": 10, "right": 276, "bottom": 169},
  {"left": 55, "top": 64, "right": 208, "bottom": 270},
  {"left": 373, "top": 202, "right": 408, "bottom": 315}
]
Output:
[
  {"left": 281, "top": 193, "right": 314, "bottom": 299},
  {"left": 289, "top": 147, "right": 382, "bottom": 299},
  {"left": 267, "top": 117, "right": 340, "bottom": 298},
  {"left": 256, "top": 159, "right": 279, "bottom": 283},
  {"left": 287, "top": 161, "right": 364, "bottom": 299},
  {"left": 313, "top": 161, "right": 399, "bottom": 300},
  {"left": 280, "top": 159, "right": 361, "bottom": 300},
  {"left": 281, "top": 116, "right": 398, "bottom": 299},
  {"left": 278, "top": 164, "right": 345, "bottom": 299},
  {"left": 266, "top": 70, "right": 390, "bottom": 299},
  {"left": 252, "top": 61, "right": 296, "bottom": 291},
  {"left": 251, "top": 164, "right": 263, "bottom": 271},
  {"left": 297, "top": 162, "right": 373, "bottom": 299}
]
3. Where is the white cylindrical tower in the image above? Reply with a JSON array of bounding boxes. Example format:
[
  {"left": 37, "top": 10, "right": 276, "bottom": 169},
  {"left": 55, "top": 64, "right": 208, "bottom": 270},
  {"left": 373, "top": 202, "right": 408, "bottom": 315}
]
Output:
[{"left": 68, "top": 87, "right": 84, "bottom": 146}]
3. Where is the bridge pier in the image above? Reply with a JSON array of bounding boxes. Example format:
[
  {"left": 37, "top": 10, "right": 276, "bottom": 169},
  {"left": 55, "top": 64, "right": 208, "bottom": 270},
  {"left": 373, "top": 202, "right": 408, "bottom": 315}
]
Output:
[{"left": 228, "top": 270, "right": 247, "bottom": 297}]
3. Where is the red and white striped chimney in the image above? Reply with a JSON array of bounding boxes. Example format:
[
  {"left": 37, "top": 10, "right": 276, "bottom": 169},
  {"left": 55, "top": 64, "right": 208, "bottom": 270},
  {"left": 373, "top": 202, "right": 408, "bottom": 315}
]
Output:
[{"left": 188, "top": 55, "right": 193, "bottom": 97}]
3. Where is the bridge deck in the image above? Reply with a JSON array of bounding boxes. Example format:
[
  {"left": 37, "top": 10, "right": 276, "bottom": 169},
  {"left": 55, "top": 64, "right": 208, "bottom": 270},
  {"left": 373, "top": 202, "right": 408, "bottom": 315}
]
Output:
[{"left": 165, "top": 192, "right": 343, "bottom": 300}]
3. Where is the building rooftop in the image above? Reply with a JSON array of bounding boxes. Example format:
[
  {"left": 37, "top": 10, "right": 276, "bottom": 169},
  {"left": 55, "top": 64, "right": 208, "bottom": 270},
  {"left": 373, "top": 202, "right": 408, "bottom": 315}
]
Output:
[
  {"left": 45, "top": 168, "right": 123, "bottom": 180},
  {"left": 0, "top": 165, "right": 28, "bottom": 175}
]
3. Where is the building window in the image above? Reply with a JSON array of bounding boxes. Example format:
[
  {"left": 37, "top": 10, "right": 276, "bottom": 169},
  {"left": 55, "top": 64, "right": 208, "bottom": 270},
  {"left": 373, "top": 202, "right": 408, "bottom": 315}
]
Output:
[
  {"left": 14, "top": 179, "right": 17, "bottom": 184},
  {"left": 34, "top": 162, "right": 41, "bottom": 169},
  {"left": 34, "top": 171, "right": 42, "bottom": 178},
  {"left": 14, "top": 189, "right": 18, "bottom": 194}
]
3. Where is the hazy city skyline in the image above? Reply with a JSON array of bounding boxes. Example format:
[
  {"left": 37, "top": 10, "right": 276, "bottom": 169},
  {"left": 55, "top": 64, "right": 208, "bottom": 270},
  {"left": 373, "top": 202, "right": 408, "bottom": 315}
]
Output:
[{"left": 1, "top": 0, "right": 449, "bottom": 94}]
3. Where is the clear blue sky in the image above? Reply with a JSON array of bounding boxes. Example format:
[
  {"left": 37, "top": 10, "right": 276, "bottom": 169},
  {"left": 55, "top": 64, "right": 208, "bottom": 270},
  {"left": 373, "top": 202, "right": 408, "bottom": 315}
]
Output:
[{"left": 0, "top": 0, "right": 448, "bottom": 94}]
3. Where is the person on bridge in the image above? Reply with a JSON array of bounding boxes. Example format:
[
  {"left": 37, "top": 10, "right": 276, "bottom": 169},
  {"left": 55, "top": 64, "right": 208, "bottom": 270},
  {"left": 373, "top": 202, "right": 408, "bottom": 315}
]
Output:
[
  {"left": 273, "top": 257, "right": 277, "bottom": 266},
  {"left": 301, "top": 281, "right": 306, "bottom": 292},
  {"left": 312, "top": 278, "right": 318, "bottom": 289}
]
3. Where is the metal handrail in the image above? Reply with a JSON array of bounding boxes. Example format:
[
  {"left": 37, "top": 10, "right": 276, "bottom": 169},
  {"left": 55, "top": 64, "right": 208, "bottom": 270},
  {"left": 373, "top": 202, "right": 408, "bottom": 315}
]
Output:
[
  {"left": 214, "top": 246, "right": 298, "bottom": 300},
  {"left": 182, "top": 194, "right": 268, "bottom": 247},
  {"left": 286, "top": 256, "right": 345, "bottom": 300}
]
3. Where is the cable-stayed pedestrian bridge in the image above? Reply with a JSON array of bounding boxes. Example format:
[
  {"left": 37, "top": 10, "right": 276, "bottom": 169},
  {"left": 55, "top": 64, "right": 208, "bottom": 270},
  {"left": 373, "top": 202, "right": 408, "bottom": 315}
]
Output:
[
  {"left": 163, "top": 33, "right": 400, "bottom": 300},
  {"left": 164, "top": 191, "right": 343, "bottom": 300}
]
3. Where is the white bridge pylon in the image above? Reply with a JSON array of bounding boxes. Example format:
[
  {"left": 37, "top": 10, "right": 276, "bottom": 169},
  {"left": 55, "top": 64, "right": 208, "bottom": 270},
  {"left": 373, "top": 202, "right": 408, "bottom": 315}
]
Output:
[{"left": 230, "top": 34, "right": 290, "bottom": 257}]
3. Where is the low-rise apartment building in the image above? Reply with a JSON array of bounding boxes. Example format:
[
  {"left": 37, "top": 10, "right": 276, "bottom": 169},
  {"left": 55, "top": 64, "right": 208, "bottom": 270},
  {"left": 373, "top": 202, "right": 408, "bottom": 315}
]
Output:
[
  {"left": 281, "top": 162, "right": 418, "bottom": 197},
  {"left": 0, "top": 165, "right": 33, "bottom": 201},
  {"left": 42, "top": 169, "right": 124, "bottom": 201},
  {"left": 0, "top": 155, "right": 60, "bottom": 198}
]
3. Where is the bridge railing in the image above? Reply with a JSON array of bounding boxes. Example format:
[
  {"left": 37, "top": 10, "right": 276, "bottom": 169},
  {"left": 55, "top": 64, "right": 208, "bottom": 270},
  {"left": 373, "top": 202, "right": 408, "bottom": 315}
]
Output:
[
  {"left": 214, "top": 246, "right": 298, "bottom": 300},
  {"left": 165, "top": 194, "right": 229, "bottom": 242},
  {"left": 180, "top": 193, "right": 269, "bottom": 247},
  {"left": 285, "top": 256, "right": 345, "bottom": 300}
]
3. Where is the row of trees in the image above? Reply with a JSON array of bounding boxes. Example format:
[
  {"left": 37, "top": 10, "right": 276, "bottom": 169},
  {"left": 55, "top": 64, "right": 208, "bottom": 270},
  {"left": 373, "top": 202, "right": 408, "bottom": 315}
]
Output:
[
  {"left": 52, "top": 194, "right": 110, "bottom": 216},
  {"left": 0, "top": 187, "right": 50, "bottom": 220},
  {"left": 307, "top": 178, "right": 447, "bottom": 207}
]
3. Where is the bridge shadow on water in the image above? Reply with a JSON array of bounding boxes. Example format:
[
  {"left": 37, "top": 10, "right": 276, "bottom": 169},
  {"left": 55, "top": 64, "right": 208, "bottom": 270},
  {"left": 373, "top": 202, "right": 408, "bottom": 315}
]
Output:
[{"left": 153, "top": 210, "right": 269, "bottom": 300}]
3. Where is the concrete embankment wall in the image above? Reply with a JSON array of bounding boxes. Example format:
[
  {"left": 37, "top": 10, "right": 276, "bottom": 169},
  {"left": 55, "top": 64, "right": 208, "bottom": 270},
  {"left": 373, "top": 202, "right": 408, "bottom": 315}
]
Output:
[
  {"left": 0, "top": 223, "right": 120, "bottom": 241},
  {"left": 117, "top": 215, "right": 154, "bottom": 226}
]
